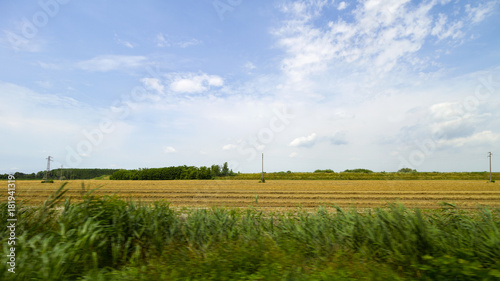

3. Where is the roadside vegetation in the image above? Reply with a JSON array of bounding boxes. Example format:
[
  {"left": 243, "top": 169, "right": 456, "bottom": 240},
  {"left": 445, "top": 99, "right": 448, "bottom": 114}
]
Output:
[{"left": 1, "top": 183, "right": 499, "bottom": 280}]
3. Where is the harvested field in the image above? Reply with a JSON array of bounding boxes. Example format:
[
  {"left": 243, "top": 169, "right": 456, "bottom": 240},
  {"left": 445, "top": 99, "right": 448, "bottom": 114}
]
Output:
[{"left": 13, "top": 180, "right": 500, "bottom": 210}]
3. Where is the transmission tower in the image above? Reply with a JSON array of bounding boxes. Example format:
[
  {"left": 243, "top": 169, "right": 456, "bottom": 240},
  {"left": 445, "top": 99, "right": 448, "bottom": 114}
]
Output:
[
  {"left": 488, "top": 152, "right": 492, "bottom": 182},
  {"left": 44, "top": 156, "right": 53, "bottom": 181}
]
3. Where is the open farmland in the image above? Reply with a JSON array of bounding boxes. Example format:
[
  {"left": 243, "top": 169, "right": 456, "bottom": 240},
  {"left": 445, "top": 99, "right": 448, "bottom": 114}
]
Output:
[
  {"left": 4, "top": 180, "right": 500, "bottom": 280},
  {"left": 15, "top": 180, "right": 500, "bottom": 210}
]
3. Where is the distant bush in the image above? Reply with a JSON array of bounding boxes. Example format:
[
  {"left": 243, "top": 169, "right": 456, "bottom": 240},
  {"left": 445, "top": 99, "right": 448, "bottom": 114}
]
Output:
[
  {"left": 343, "top": 169, "right": 373, "bottom": 173},
  {"left": 314, "top": 169, "right": 334, "bottom": 173},
  {"left": 398, "top": 168, "right": 417, "bottom": 173}
]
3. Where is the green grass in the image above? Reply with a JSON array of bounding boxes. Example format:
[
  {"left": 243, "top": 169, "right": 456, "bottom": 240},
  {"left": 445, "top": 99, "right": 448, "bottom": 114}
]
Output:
[{"left": 1, "top": 183, "right": 499, "bottom": 280}]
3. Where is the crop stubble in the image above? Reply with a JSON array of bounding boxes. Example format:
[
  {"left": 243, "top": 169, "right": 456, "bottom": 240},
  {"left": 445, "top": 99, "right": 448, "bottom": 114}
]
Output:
[{"left": 12, "top": 180, "right": 500, "bottom": 210}]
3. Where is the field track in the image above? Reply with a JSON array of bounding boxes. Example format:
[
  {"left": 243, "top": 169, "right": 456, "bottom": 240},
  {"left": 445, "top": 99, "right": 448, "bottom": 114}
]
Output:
[{"left": 12, "top": 180, "right": 500, "bottom": 210}]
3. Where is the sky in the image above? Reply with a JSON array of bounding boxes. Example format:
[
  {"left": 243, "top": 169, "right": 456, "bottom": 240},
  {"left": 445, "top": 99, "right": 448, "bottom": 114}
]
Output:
[{"left": 1, "top": 0, "right": 499, "bottom": 174}]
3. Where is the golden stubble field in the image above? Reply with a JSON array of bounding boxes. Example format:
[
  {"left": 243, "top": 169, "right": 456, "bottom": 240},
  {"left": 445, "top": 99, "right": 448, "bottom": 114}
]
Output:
[{"left": 11, "top": 180, "right": 500, "bottom": 211}]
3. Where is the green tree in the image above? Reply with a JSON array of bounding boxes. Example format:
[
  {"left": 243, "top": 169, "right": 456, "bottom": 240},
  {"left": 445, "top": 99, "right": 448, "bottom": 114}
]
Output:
[
  {"left": 398, "top": 168, "right": 417, "bottom": 173},
  {"left": 222, "top": 162, "right": 229, "bottom": 177},
  {"left": 344, "top": 169, "right": 373, "bottom": 173},
  {"left": 211, "top": 165, "right": 221, "bottom": 177}
]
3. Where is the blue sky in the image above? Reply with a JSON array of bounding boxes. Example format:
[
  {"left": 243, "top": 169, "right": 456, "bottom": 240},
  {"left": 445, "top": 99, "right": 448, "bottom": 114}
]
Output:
[{"left": 1, "top": 0, "right": 499, "bottom": 174}]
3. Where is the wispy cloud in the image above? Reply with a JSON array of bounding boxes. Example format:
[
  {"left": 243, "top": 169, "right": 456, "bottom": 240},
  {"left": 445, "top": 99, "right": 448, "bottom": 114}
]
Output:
[
  {"left": 163, "top": 146, "right": 177, "bottom": 153},
  {"left": 244, "top": 61, "right": 256, "bottom": 71},
  {"left": 177, "top": 38, "right": 202, "bottom": 48},
  {"left": 431, "top": 14, "right": 464, "bottom": 41},
  {"left": 465, "top": 1, "right": 498, "bottom": 24},
  {"left": 155, "top": 33, "right": 202, "bottom": 48},
  {"left": 222, "top": 144, "right": 237, "bottom": 150},
  {"left": 114, "top": 33, "right": 134, "bottom": 48},
  {"left": 274, "top": 0, "right": 472, "bottom": 83},
  {"left": 76, "top": 55, "right": 147, "bottom": 72},
  {"left": 2, "top": 29, "right": 44, "bottom": 53},
  {"left": 37, "top": 61, "right": 62, "bottom": 70},
  {"left": 141, "top": 78, "right": 164, "bottom": 95},
  {"left": 437, "top": 130, "right": 499, "bottom": 148},
  {"left": 156, "top": 33, "right": 170, "bottom": 47}
]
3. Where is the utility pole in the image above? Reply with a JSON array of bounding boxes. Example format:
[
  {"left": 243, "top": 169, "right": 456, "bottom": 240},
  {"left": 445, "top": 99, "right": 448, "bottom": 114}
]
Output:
[
  {"left": 44, "top": 156, "right": 53, "bottom": 181},
  {"left": 488, "top": 152, "right": 492, "bottom": 182},
  {"left": 261, "top": 153, "right": 264, "bottom": 183},
  {"left": 60, "top": 165, "right": 63, "bottom": 181}
]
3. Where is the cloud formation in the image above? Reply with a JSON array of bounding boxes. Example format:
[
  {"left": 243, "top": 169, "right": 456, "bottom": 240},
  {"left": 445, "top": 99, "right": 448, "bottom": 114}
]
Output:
[
  {"left": 289, "top": 133, "right": 317, "bottom": 147},
  {"left": 168, "top": 73, "right": 224, "bottom": 94},
  {"left": 77, "top": 55, "right": 147, "bottom": 72}
]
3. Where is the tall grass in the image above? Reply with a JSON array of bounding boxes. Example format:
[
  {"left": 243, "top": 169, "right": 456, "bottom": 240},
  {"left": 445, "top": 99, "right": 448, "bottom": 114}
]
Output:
[{"left": 1, "top": 183, "right": 499, "bottom": 280}]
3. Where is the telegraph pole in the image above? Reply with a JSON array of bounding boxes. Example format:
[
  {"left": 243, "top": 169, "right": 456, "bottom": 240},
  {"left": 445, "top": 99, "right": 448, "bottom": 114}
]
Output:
[
  {"left": 261, "top": 153, "right": 264, "bottom": 183},
  {"left": 488, "top": 152, "right": 492, "bottom": 182},
  {"left": 60, "top": 165, "right": 63, "bottom": 181},
  {"left": 44, "top": 156, "right": 53, "bottom": 181}
]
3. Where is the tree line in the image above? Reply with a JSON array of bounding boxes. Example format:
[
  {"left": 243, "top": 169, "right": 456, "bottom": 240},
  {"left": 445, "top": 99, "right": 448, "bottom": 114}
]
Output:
[
  {"left": 109, "top": 163, "right": 235, "bottom": 180},
  {"left": 0, "top": 169, "right": 120, "bottom": 180}
]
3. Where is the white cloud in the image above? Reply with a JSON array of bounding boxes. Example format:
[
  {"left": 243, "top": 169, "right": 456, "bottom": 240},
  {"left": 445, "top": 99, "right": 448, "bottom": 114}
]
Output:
[
  {"left": 274, "top": 0, "right": 462, "bottom": 83},
  {"left": 337, "top": 2, "right": 347, "bottom": 11},
  {"left": 77, "top": 55, "right": 147, "bottom": 72},
  {"left": 222, "top": 144, "right": 237, "bottom": 150},
  {"left": 123, "top": 42, "right": 134, "bottom": 48},
  {"left": 0, "top": 82, "right": 106, "bottom": 171},
  {"left": 37, "top": 61, "right": 62, "bottom": 70},
  {"left": 0, "top": 82, "right": 81, "bottom": 109},
  {"left": 141, "top": 78, "right": 164, "bottom": 94},
  {"left": 289, "top": 133, "right": 317, "bottom": 147},
  {"left": 114, "top": 33, "right": 134, "bottom": 48},
  {"left": 289, "top": 152, "right": 298, "bottom": 158},
  {"left": 437, "top": 130, "right": 499, "bottom": 148},
  {"left": 156, "top": 33, "right": 169, "bottom": 47},
  {"left": 155, "top": 33, "right": 201, "bottom": 48},
  {"left": 163, "top": 146, "right": 177, "bottom": 153},
  {"left": 465, "top": 2, "right": 498, "bottom": 24},
  {"left": 1, "top": 18, "right": 46, "bottom": 53},
  {"left": 431, "top": 14, "right": 464, "bottom": 41},
  {"left": 244, "top": 61, "right": 256, "bottom": 70},
  {"left": 177, "top": 38, "right": 202, "bottom": 48},
  {"left": 169, "top": 73, "right": 224, "bottom": 93}
]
